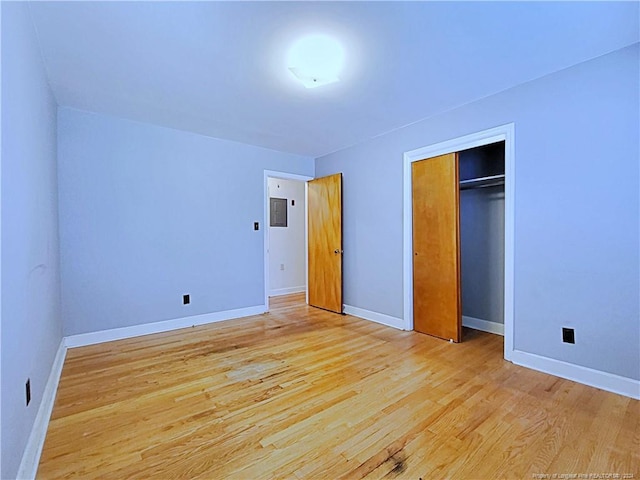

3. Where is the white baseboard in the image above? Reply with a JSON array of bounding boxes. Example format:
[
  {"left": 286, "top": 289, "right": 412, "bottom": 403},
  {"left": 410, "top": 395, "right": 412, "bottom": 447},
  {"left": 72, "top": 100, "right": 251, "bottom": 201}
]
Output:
[
  {"left": 343, "top": 305, "right": 404, "bottom": 330},
  {"left": 462, "top": 315, "right": 504, "bottom": 336},
  {"left": 17, "top": 340, "right": 67, "bottom": 480},
  {"left": 269, "top": 286, "right": 306, "bottom": 297},
  {"left": 511, "top": 350, "right": 640, "bottom": 400},
  {"left": 65, "top": 305, "right": 266, "bottom": 348}
]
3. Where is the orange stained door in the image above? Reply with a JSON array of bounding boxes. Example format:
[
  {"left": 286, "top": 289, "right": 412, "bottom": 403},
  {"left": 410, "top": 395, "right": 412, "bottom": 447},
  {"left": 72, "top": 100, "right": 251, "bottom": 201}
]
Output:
[
  {"left": 308, "top": 173, "right": 343, "bottom": 313},
  {"left": 412, "top": 153, "right": 462, "bottom": 342}
]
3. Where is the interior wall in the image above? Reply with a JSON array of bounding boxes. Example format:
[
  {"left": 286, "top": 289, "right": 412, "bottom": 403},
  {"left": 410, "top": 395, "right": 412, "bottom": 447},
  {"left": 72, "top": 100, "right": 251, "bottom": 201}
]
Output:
[
  {"left": 58, "top": 107, "right": 314, "bottom": 336},
  {"left": 459, "top": 146, "right": 505, "bottom": 325},
  {"left": 1, "top": 3, "right": 63, "bottom": 479},
  {"left": 268, "top": 177, "right": 306, "bottom": 296},
  {"left": 315, "top": 44, "right": 640, "bottom": 381}
]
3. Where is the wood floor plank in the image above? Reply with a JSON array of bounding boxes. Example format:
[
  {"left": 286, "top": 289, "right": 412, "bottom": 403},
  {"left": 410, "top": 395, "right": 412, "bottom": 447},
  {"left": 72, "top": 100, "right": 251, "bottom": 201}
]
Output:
[{"left": 37, "top": 295, "right": 639, "bottom": 479}]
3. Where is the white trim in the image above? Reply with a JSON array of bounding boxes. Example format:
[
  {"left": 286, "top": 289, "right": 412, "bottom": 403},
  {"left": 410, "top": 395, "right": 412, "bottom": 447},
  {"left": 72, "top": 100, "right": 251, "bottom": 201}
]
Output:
[
  {"left": 344, "top": 305, "right": 404, "bottom": 330},
  {"left": 263, "top": 170, "right": 313, "bottom": 311},
  {"left": 0, "top": 5, "right": 3, "bottom": 476},
  {"left": 269, "top": 286, "right": 306, "bottom": 297},
  {"left": 511, "top": 350, "right": 640, "bottom": 400},
  {"left": 64, "top": 305, "right": 265, "bottom": 348},
  {"left": 305, "top": 183, "right": 309, "bottom": 306},
  {"left": 263, "top": 171, "right": 314, "bottom": 183},
  {"left": 402, "top": 123, "right": 515, "bottom": 362},
  {"left": 17, "top": 340, "right": 67, "bottom": 480},
  {"left": 462, "top": 315, "right": 504, "bottom": 336},
  {"left": 503, "top": 126, "right": 516, "bottom": 360}
]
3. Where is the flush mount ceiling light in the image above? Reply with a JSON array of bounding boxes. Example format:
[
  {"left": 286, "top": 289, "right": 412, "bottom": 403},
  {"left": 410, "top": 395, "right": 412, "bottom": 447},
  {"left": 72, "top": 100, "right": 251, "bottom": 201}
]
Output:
[{"left": 287, "top": 34, "right": 345, "bottom": 89}]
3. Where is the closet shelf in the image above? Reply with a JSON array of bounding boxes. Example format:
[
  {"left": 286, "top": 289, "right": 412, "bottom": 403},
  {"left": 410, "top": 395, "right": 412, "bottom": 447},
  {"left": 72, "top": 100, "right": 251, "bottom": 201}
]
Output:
[{"left": 459, "top": 174, "right": 505, "bottom": 190}]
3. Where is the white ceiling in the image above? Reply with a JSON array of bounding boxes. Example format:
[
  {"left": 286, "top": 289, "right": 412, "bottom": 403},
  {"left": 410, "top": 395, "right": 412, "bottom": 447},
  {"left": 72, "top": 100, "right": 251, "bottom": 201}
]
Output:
[{"left": 28, "top": 1, "right": 639, "bottom": 157}]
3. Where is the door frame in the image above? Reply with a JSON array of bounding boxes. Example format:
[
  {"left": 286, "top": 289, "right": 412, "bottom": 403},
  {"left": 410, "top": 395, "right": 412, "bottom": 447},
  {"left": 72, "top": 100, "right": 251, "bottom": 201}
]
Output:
[
  {"left": 402, "top": 123, "right": 515, "bottom": 361},
  {"left": 263, "top": 170, "right": 314, "bottom": 311}
]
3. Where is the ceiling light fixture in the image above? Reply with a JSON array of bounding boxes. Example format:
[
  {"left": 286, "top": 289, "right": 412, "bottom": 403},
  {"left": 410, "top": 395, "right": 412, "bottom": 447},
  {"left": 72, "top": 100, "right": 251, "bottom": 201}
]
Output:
[{"left": 287, "top": 34, "right": 345, "bottom": 89}]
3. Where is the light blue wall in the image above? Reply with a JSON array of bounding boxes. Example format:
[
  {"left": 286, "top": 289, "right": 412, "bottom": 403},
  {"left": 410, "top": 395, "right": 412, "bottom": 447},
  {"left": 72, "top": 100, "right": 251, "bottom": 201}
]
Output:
[
  {"left": 316, "top": 44, "right": 640, "bottom": 381},
  {"left": 1, "top": 3, "right": 63, "bottom": 479},
  {"left": 58, "top": 108, "right": 314, "bottom": 336}
]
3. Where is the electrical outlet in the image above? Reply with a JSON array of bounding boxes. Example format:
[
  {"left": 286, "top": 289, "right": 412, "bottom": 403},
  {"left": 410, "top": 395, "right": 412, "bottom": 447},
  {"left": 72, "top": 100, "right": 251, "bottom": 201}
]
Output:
[
  {"left": 183, "top": 294, "right": 190, "bottom": 305},
  {"left": 562, "top": 327, "right": 575, "bottom": 344},
  {"left": 26, "top": 378, "right": 31, "bottom": 406},
  {"left": 280, "top": 264, "right": 285, "bottom": 271}
]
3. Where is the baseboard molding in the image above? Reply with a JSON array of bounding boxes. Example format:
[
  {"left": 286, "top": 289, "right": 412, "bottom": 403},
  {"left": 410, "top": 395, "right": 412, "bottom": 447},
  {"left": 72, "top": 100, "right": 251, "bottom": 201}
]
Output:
[
  {"left": 511, "top": 350, "right": 640, "bottom": 400},
  {"left": 269, "top": 286, "right": 306, "bottom": 297},
  {"left": 65, "top": 305, "right": 266, "bottom": 348},
  {"left": 343, "top": 305, "right": 404, "bottom": 330},
  {"left": 17, "top": 340, "right": 67, "bottom": 480},
  {"left": 462, "top": 315, "right": 504, "bottom": 336}
]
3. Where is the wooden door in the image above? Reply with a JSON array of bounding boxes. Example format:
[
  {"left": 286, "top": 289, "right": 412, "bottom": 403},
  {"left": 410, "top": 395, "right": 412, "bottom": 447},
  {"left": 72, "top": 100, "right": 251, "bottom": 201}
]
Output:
[
  {"left": 308, "top": 173, "right": 343, "bottom": 313},
  {"left": 412, "top": 153, "right": 462, "bottom": 342}
]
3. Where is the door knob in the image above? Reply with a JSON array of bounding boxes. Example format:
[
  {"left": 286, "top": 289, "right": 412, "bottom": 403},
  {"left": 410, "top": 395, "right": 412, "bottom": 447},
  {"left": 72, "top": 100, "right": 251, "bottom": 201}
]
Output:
[{"left": 334, "top": 249, "right": 341, "bottom": 254}]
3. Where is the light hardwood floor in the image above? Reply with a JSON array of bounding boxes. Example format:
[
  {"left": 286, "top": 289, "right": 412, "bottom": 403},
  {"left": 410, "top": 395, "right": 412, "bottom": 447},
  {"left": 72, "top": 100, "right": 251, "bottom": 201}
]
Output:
[{"left": 38, "top": 293, "right": 639, "bottom": 479}]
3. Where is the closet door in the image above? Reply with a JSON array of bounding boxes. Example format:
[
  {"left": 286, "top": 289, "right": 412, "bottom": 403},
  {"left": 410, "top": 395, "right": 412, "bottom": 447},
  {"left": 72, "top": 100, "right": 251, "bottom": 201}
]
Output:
[{"left": 412, "top": 153, "right": 461, "bottom": 342}]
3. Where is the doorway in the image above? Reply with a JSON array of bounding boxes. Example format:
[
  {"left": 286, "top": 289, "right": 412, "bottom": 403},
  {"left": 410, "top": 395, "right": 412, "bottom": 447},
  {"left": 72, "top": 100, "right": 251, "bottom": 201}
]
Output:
[
  {"left": 403, "top": 124, "right": 515, "bottom": 360},
  {"left": 263, "top": 171, "right": 313, "bottom": 311}
]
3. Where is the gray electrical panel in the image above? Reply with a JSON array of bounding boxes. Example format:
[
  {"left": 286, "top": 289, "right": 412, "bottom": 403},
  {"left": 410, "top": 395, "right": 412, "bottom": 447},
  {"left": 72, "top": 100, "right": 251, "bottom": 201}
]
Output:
[{"left": 270, "top": 197, "right": 287, "bottom": 227}]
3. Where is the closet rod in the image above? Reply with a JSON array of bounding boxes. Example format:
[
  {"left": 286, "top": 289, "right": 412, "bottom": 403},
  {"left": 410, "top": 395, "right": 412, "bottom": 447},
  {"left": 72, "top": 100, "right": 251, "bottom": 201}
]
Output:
[{"left": 459, "top": 174, "right": 505, "bottom": 190}]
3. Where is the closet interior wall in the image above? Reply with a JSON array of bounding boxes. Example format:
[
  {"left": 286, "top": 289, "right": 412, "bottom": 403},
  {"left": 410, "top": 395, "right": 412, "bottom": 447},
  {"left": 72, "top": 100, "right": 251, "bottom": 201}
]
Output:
[{"left": 459, "top": 142, "right": 505, "bottom": 329}]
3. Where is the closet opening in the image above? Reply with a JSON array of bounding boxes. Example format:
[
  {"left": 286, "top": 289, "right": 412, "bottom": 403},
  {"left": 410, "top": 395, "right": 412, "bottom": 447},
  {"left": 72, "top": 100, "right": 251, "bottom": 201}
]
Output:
[
  {"left": 403, "top": 123, "right": 514, "bottom": 357},
  {"left": 459, "top": 141, "right": 505, "bottom": 339},
  {"left": 410, "top": 142, "right": 505, "bottom": 342}
]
